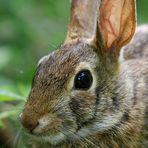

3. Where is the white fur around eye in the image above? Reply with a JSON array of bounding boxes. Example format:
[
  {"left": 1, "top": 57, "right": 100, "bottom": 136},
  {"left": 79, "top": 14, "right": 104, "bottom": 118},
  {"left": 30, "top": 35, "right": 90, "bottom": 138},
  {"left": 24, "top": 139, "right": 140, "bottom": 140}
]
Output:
[{"left": 67, "top": 62, "right": 97, "bottom": 92}]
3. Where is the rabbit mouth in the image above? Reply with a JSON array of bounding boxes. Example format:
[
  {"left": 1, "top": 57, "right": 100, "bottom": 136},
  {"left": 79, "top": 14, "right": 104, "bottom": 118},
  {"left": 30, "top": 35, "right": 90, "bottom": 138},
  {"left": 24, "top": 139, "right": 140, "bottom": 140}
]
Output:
[{"left": 29, "top": 131, "right": 66, "bottom": 145}]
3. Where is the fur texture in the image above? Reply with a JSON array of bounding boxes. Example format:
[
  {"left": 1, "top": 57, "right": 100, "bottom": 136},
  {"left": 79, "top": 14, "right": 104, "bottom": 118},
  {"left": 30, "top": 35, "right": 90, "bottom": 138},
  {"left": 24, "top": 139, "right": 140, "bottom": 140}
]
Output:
[
  {"left": 21, "top": 35, "right": 148, "bottom": 147},
  {"left": 20, "top": 0, "right": 148, "bottom": 147}
]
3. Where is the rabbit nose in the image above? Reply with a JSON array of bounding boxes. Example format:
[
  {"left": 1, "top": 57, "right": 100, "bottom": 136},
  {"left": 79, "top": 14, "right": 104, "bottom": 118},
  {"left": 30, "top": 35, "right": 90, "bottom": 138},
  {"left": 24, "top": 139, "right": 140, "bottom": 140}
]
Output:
[{"left": 20, "top": 112, "right": 39, "bottom": 133}]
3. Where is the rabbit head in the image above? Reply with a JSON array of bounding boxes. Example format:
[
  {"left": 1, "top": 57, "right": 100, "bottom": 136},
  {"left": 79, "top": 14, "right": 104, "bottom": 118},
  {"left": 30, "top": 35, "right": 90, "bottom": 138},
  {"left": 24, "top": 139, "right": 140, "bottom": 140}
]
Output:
[{"left": 20, "top": 0, "right": 136, "bottom": 145}]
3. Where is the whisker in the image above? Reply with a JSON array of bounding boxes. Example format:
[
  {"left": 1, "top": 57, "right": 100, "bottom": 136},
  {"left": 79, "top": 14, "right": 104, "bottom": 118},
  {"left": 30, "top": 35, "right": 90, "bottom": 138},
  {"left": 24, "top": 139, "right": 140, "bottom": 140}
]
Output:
[
  {"left": 63, "top": 128, "right": 99, "bottom": 148},
  {"left": 63, "top": 128, "right": 90, "bottom": 148},
  {"left": 48, "top": 42, "right": 57, "bottom": 49},
  {"left": 13, "top": 126, "right": 23, "bottom": 148},
  {"left": 83, "top": 137, "right": 99, "bottom": 148}
]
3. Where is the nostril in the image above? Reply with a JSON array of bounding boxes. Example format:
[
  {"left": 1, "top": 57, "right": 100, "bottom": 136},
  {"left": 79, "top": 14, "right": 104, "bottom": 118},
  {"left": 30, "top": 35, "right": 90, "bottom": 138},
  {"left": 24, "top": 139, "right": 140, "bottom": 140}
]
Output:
[
  {"left": 20, "top": 113, "right": 39, "bottom": 133},
  {"left": 25, "top": 120, "right": 39, "bottom": 133},
  {"left": 27, "top": 121, "right": 39, "bottom": 133}
]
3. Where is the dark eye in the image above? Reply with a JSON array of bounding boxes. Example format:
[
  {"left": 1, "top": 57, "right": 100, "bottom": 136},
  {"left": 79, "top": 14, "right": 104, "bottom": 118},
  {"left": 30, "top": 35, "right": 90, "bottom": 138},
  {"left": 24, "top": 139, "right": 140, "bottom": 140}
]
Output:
[{"left": 74, "top": 70, "right": 93, "bottom": 90}]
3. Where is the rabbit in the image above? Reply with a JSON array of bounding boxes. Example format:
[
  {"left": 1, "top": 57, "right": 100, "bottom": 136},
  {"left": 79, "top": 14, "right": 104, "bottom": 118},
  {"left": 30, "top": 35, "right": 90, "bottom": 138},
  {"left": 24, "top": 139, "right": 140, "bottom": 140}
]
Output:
[
  {"left": 20, "top": 0, "right": 148, "bottom": 147},
  {"left": 123, "top": 25, "right": 148, "bottom": 61}
]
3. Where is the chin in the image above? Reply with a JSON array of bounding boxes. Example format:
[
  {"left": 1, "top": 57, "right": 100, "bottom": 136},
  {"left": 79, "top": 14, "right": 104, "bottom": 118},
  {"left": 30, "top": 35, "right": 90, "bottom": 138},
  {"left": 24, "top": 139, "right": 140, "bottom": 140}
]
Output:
[{"left": 29, "top": 132, "right": 66, "bottom": 145}]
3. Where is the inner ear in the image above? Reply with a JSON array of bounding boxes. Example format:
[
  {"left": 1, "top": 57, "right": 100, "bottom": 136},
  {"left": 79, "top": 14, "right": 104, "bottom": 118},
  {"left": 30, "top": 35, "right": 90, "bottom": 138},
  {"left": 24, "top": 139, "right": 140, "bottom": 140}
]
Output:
[{"left": 98, "top": 0, "right": 136, "bottom": 54}]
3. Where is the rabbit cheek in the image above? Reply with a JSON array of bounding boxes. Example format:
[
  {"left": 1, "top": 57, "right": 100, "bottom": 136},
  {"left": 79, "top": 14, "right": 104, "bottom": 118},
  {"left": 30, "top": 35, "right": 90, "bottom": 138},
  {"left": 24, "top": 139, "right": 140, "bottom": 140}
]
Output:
[{"left": 69, "top": 92, "right": 97, "bottom": 130}]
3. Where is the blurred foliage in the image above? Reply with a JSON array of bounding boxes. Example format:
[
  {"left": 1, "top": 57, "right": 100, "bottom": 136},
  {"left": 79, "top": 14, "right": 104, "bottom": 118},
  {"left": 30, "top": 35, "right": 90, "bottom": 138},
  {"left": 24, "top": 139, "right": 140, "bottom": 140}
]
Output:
[{"left": 0, "top": 0, "right": 148, "bottom": 147}]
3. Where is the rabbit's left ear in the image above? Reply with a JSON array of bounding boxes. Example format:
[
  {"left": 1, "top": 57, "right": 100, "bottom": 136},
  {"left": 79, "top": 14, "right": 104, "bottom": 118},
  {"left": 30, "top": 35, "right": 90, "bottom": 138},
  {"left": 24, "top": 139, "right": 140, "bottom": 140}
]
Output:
[
  {"left": 64, "top": 0, "right": 100, "bottom": 47},
  {"left": 98, "top": 0, "right": 136, "bottom": 53}
]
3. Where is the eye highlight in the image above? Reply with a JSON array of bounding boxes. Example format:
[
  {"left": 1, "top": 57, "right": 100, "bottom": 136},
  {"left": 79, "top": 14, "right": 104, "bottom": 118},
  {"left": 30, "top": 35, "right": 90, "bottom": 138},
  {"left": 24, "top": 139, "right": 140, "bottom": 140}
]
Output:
[{"left": 74, "top": 70, "right": 93, "bottom": 90}]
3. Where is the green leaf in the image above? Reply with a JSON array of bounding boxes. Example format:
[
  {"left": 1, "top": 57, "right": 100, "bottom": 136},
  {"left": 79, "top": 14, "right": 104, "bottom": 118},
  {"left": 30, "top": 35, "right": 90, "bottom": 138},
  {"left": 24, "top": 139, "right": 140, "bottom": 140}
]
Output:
[
  {"left": 0, "top": 47, "right": 12, "bottom": 70},
  {"left": 0, "top": 120, "right": 4, "bottom": 128},
  {"left": 0, "top": 110, "right": 17, "bottom": 120},
  {"left": 16, "top": 83, "right": 30, "bottom": 96},
  {"left": 0, "top": 90, "right": 25, "bottom": 101}
]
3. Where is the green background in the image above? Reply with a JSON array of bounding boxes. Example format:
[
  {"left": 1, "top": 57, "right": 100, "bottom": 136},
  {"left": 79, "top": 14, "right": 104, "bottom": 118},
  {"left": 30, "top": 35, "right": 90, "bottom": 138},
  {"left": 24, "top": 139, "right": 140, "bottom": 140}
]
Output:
[{"left": 0, "top": 0, "right": 147, "bottom": 147}]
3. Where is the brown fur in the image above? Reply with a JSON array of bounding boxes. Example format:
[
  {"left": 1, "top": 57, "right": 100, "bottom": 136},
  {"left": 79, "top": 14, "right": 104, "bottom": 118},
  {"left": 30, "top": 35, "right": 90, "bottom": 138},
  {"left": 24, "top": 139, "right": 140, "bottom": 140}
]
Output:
[
  {"left": 21, "top": 41, "right": 148, "bottom": 148},
  {"left": 20, "top": 0, "right": 148, "bottom": 147}
]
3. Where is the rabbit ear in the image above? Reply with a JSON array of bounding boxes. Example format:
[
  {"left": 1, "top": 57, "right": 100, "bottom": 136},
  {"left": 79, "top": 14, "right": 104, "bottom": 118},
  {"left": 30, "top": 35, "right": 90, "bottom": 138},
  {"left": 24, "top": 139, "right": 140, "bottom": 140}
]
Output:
[
  {"left": 98, "top": 0, "right": 136, "bottom": 54},
  {"left": 64, "top": 0, "right": 100, "bottom": 47}
]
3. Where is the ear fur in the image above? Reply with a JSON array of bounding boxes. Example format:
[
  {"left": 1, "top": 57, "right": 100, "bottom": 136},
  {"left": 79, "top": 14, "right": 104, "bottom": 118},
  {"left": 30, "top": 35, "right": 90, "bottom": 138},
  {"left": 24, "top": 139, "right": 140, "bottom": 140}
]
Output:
[{"left": 64, "top": 0, "right": 100, "bottom": 47}]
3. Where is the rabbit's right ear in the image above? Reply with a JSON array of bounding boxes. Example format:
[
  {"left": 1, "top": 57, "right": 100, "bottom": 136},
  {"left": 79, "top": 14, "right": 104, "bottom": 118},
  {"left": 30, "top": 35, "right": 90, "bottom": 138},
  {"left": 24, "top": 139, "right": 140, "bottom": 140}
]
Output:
[{"left": 98, "top": 0, "right": 136, "bottom": 55}]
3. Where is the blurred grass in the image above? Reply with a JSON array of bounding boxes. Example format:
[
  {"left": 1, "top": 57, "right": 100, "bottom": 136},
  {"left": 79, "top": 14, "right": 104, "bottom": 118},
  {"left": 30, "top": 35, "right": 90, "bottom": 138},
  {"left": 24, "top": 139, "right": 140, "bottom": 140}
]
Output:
[{"left": 0, "top": 0, "right": 148, "bottom": 147}]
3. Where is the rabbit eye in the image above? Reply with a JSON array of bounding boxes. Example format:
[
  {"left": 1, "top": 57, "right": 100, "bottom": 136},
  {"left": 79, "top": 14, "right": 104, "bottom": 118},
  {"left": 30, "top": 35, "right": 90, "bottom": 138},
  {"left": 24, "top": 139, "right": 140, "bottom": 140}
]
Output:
[{"left": 74, "top": 70, "right": 93, "bottom": 90}]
